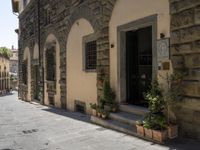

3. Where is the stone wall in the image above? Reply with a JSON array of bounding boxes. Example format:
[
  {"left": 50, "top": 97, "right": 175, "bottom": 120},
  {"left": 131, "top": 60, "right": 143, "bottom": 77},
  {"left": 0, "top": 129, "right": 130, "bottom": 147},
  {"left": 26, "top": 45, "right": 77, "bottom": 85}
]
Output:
[
  {"left": 170, "top": 0, "right": 200, "bottom": 139},
  {"left": 18, "top": 0, "right": 116, "bottom": 106}
]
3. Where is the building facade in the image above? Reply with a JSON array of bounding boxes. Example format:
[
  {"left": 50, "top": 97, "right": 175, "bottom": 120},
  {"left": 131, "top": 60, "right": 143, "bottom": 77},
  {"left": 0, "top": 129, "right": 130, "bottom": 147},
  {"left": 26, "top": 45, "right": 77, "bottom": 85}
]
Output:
[
  {"left": 10, "top": 46, "right": 18, "bottom": 74},
  {"left": 12, "top": 0, "right": 200, "bottom": 139},
  {"left": 0, "top": 55, "right": 10, "bottom": 94}
]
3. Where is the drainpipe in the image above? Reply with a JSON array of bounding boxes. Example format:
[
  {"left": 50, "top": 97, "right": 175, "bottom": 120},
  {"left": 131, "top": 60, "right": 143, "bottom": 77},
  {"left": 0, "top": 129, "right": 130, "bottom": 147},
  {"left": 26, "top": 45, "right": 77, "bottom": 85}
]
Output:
[{"left": 37, "top": 0, "right": 44, "bottom": 104}]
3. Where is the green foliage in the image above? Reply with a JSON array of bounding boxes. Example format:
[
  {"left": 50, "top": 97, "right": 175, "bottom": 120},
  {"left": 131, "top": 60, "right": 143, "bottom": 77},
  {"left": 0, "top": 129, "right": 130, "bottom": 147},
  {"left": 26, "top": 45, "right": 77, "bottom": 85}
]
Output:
[
  {"left": 103, "top": 81, "right": 116, "bottom": 104},
  {"left": 0, "top": 47, "right": 11, "bottom": 59},
  {"left": 89, "top": 103, "right": 97, "bottom": 109},
  {"left": 144, "top": 80, "right": 165, "bottom": 113},
  {"left": 165, "top": 72, "right": 184, "bottom": 103},
  {"left": 143, "top": 113, "right": 167, "bottom": 130},
  {"left": 136, "top": 120, "right": 143, "bottom": 126}
]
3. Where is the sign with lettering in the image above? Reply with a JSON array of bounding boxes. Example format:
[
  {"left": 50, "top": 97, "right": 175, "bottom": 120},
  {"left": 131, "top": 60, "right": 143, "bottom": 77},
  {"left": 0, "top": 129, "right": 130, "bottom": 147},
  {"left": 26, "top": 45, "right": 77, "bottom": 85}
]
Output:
[{"left": 157, "top": 38, "right": 170, "bottom": 60}]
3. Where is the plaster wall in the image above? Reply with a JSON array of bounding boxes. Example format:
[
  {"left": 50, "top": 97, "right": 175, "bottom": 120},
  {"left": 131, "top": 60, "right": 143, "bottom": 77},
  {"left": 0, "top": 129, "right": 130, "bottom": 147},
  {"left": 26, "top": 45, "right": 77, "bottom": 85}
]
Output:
[
  {"left": 66, "top": 18, "right": 97, "bottom": 114},
  {"left": 109, "top": 0, "right": 171, "bottom": 99},
  {"left": 23, "top": 47, "right": 31, "bottom": 101}
]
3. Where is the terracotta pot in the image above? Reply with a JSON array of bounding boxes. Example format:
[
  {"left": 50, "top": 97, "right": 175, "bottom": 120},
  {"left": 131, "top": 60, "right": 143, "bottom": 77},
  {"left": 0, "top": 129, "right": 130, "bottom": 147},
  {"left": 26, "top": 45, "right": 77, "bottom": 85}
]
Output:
[
  {"left": 112, "top": 107, "right": 117, "bottom": 112},
  {"left": 97, "top": 112, "right": 101, "bottom": 118},
  {"left": 152, "top": 130, "right": 167, "bottom": 143},
  {"left": 101, "top": 114, "right": 107, "bottom": 119},
  {"left": 144, "top": 128, "right": 153, "bottom": 139},
  {"left": 92, "top": 109, "right": 97, "bottom": 116},
  {"left": 136, "top": 125, "right": 144, "bottom": 137},
  {"left": 168, "top": 125, "right": 178, "bottom": 139}
]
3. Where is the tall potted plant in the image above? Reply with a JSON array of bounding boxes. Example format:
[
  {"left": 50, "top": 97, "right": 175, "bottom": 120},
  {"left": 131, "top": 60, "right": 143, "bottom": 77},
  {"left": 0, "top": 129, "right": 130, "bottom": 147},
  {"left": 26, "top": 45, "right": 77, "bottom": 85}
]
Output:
[
  {"left": 164, "top": 72, "right": 184, "bottom": 139},
  {"left": 143, "top": 80, "right": 168, "bottom": 143}
]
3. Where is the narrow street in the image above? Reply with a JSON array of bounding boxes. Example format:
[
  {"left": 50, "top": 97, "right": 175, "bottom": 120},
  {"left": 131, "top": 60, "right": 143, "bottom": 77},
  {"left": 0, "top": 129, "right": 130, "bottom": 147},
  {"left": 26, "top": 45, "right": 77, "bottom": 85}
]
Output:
[{"left": 0, "top": 92, "right": 199, "bottom": 150}]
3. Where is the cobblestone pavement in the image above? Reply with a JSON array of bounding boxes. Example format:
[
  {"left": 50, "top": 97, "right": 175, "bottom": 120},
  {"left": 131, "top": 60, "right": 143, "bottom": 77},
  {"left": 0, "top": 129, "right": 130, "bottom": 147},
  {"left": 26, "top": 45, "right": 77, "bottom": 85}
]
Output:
[{"left": 0, "top": 92, "right": 199, "bottom": 150}]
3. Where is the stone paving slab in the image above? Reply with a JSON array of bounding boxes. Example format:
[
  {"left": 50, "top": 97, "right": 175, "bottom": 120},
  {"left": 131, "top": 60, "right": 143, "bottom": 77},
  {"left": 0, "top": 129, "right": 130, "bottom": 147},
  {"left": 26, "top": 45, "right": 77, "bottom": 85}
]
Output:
[{"left": 0, "top": 92, "right": 199, "bottom": 150}]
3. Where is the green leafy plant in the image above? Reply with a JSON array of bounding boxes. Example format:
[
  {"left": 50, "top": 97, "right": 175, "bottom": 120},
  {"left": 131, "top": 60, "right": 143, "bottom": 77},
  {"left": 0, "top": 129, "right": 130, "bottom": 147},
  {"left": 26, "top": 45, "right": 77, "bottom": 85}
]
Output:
[
  {"left": 0, "top": 47, "right": 11, "bottom": 59},
  {"left": 103, "top": 81, "right": 116, "bottom": 105},
  {"left": 136, "top": 120, "right": 143, "bottom": 126},
  {"left": 89, "top": 103, "right": 97, "bottom": 110},
  {"left": 144, "top": 80, "right": 165, "bottom": 113}
]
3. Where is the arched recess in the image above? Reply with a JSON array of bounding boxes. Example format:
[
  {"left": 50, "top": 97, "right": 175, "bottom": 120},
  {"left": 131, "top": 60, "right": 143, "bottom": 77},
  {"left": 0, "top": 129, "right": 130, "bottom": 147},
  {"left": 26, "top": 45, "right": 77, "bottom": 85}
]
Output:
[
  {"left": 109, "top": 0, "right": 170, "bottom": 103},
  {"left": 66, "top": 18, "right": 97, "bottom": 113},
  {"left": 23, "top": 47, "right": 31, "bottom": 101},
  {"left": 32, "top": 44, "right": 40, "bottom": 101},
  {"left": 43, "top": 34, "right": 61, "bottom": 108}
]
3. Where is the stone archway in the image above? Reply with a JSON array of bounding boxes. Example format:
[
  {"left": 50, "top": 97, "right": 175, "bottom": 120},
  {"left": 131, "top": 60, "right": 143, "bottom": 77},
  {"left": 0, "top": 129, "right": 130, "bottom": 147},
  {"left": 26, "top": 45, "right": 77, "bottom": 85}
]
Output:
[
  {"left": 43, "top": 34, "right": 61, "bottom": 108},
  {"left": 23, "top": 47, "right": 31, "bottom": 101}
]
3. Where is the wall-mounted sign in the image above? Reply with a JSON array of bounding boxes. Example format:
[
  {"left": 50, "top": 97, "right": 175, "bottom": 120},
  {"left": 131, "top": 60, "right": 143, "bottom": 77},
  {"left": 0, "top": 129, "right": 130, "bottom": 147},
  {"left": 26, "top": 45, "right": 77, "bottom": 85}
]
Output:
[{"left": 157, "top": 38, "right": 170, "bottom": 60}]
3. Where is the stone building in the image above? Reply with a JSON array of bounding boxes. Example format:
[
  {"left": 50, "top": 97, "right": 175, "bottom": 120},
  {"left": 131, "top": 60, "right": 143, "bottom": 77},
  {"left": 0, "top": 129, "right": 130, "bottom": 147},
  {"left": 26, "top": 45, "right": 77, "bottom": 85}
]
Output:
[
  {"left": 12, "top": 0, "right": 200, "bottom": 139},
  {"left": 10, "top": 46, "right": 18, "bottom": 74},
  {"left": 0, "top": 54, "right": 10, "bottom": 94}
]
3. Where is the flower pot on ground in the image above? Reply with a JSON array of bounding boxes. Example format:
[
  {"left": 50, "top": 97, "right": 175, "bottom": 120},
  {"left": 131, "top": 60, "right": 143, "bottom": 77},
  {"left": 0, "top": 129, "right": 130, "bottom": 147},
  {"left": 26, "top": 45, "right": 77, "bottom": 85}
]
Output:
[
  {"left": 90, "top": 103, "right": 97, "bottom": 116},
  {"left": 101, "top": 110, "right": 109, "bottom": 119},
  {"left": 144, "top": 128, "right": 153, "bottom": 139},
  {"left": 168, "top": 124, "right": 178, "bottom": 139},
  {"left": 136, "top": 120, "right": 144, "bottom": 137},
  {"left": 92, "top": 109, "right": 97, "bottom": 116},
  {"left": 152, "top": 129, "right": 167, "bottom": 143}
]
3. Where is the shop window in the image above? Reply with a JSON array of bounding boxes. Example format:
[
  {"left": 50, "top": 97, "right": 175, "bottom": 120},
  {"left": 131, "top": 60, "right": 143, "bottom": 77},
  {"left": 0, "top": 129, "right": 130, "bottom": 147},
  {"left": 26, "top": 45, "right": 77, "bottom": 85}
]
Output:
[
  {"left": 85, "top": 40, "right": 97, "bottom": 71},
  {"left": 46, "top": 48, "right": 56, "bottom": 81}
]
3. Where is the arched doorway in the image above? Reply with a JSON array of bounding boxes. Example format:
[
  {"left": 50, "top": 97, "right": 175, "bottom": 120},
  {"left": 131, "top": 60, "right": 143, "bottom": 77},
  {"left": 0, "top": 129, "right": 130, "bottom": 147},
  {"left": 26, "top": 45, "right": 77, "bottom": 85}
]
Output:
[{"left": 43, "top": 34, "right": 61, "bottom": 108}]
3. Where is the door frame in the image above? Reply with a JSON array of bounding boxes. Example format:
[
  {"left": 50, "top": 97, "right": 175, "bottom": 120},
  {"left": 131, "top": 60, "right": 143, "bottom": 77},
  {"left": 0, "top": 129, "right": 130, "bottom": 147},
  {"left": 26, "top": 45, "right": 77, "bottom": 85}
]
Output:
[{"left": 116, "top": 14, "right": 158, "bottom": 104}]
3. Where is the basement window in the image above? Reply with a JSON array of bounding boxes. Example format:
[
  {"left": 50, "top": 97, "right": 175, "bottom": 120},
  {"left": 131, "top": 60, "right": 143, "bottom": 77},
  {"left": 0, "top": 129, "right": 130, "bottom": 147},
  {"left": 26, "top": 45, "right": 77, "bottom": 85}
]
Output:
[{"left": 75, "top": 100, "right": 86, "bottom": 114}]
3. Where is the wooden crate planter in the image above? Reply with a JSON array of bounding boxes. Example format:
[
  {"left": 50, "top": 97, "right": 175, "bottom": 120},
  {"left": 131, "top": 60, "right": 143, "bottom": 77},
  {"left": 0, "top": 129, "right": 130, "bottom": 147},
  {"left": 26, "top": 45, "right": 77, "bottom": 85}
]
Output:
[
  {"left": 144, "top": 128, "right": 153, "bottom": 139},
  {"left": 168, "top": 125, "right": 178, "bottom": 139},
  {"left": 152, "top": 130, "right": 167, "bottom": 143},
  {"left": 136, "top": 125, "right": 144, "bottom": 137}
]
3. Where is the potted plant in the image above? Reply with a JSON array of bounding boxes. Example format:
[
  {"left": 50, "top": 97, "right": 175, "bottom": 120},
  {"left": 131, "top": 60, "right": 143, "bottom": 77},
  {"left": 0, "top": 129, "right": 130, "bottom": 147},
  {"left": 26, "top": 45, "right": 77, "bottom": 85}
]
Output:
[
  {"left": 102, "top": 81, "right": 116, "bottom": 111},
  {"left": 136, "top": 120, "right": 144, "bottom": 137},
  {"left": 101, "top": 110, "right": 109, "bottom": 119},
  {"left": 151, "top": 114, "right": 168, "bottom": 143},
  {"left": 143, "top": 80, "right": 168, "bottom": 142},
  {"left": 164, "top": 72, "right": 185, "bottom": 139},
  {"left": 90, "top": 103, "right": 97, "bottom": 116},
  {"left": 110, "top": 102, "right": 118, "bottom": 112}
]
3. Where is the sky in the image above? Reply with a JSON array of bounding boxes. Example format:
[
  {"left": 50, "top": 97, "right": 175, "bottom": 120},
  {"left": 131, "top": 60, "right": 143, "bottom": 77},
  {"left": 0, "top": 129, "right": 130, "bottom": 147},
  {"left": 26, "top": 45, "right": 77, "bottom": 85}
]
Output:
[{"left": 0, "top": 0, "right": 18, "bottom": 49}]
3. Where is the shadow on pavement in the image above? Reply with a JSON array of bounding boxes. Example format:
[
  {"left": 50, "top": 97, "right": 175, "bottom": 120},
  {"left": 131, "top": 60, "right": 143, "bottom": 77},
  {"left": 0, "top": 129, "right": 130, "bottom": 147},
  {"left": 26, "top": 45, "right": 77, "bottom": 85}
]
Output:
[
  {"left": 42, "top": 106, "right": 200, "bottom": 150},
  {"left": 42, "top": 107, "right": 91, "bottom": 123}
]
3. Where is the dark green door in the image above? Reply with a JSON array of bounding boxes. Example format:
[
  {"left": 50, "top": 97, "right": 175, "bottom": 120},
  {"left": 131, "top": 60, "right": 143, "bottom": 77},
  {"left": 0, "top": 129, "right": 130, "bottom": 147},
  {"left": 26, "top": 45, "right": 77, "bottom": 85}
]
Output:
[{"left": 126, "top": 26, "right": 152, "bottom": 107}]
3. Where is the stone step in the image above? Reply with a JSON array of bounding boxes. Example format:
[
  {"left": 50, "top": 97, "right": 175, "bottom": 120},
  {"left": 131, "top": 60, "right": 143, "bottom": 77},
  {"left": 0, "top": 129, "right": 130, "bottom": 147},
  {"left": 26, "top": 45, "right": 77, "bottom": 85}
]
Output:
[
  {"left": 119, "top": 104, "right": 149, "bottom": 116},
  {"left": 109, "top": 111, "right": 143, "bottom": 126},
  {"left": 91, "top": 116, "right": 138, "bottom": 136}
]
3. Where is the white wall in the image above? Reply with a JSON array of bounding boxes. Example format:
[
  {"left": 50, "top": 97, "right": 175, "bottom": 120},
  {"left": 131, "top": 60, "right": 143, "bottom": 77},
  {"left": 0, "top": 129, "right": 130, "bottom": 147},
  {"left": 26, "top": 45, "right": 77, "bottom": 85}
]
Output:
[
  {"left": 109, "top": 0, "right": 171, "bottom": 99},
  {"left": 23, "top": 47, "right": 31, "bottom": 101},
  {"left": 66, "top": 18, "right": 97, "bottom": 114}
]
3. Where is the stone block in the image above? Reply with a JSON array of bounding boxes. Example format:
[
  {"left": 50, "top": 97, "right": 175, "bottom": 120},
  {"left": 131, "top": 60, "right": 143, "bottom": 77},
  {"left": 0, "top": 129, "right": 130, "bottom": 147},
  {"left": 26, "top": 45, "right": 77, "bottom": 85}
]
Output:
[
  {"left": 195, "top": 6, "right": 200, "bottom": 24},
  {"left": 171, "top": 43, "right": 192, "bottom": 55},
  {"left": 182, "top": 81, "right": 200, "bottom": 97},
  {"left": 171, "top": 9, "right": 194, "bottom": 30},
  {"left": 185, "top": 53, "right": 200, "bottom": 68},
  {"left": 180, "top": 26, "right": 200, "bottom": 43},
  {"left": 171, "top": 55, "right": 184, "bottom": 69}
]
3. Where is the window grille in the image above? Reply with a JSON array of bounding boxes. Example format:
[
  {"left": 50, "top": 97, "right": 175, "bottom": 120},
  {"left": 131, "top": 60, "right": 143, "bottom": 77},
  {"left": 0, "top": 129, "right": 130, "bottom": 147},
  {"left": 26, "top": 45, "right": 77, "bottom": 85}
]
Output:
[
  {"left": 22, "top": 60, "right": 27, "bottom": 85},
  {"left": 85, "top": 41, "right": 97, "bottom": 70},
  {"left": 46, "top": 48, "right": 56, "bottom": 81}
]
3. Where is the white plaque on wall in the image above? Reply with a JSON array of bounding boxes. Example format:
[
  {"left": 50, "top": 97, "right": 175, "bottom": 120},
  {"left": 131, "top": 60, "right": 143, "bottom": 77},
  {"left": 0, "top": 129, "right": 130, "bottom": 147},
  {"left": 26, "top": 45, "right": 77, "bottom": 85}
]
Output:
[{"left": 157, "top": 38, "right": 170, "bottom": 60}]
